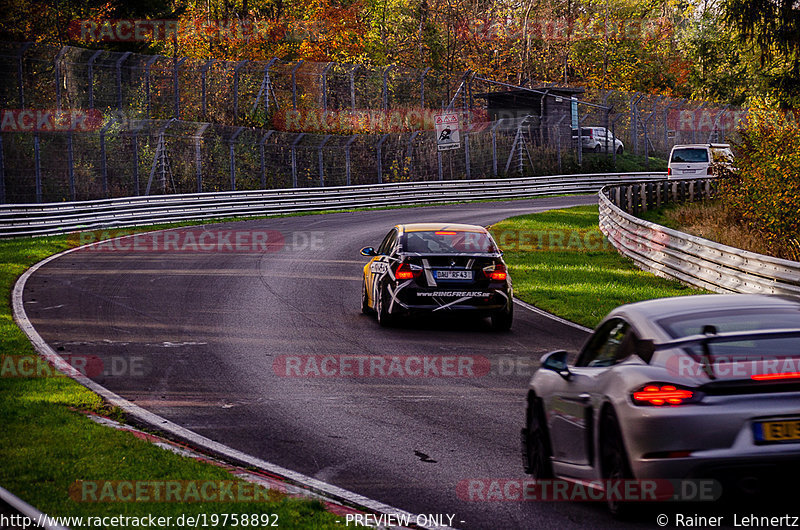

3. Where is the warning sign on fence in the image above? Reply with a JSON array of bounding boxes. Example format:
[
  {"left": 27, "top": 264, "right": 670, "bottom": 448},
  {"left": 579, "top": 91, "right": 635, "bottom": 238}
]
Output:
[{"left": 434, "top": 113, "right": 461, "bottom": 151}]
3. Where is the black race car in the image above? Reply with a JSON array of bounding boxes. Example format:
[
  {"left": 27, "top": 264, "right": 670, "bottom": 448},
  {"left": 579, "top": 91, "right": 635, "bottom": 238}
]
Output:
[{"left": 360, "top": 223, "right": 513, "bottom": 330}]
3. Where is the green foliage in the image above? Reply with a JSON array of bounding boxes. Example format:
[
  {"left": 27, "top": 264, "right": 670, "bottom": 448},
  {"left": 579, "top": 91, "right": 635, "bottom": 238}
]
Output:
[{"left": 718, "top": 108, "right": 800, "bottom": 256}]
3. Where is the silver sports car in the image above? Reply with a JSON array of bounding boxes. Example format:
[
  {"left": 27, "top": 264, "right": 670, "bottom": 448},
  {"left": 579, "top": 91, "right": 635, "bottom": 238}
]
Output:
[{"left": 522, "top": 294, "right": 800, "bottom": 512}]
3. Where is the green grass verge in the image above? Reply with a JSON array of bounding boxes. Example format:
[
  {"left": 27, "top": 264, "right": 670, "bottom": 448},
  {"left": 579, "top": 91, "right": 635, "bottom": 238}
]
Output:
[
  {"left": 0, "top": 236, "right": 342, "bottom": 529},
  {"left": 489, "top": 205, "right": 697, "bottom": 328}
]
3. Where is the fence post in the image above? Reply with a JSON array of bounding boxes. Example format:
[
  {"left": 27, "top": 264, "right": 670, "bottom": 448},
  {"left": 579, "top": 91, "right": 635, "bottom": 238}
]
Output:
[
  {"left": 437, "top": 150, "right": 443, "bottom": 181},
  {"left": 16, "top": 43, "right": 32, "bottom": 109},
  {"left": 291, "top": 60, "right": 305, "bottom": 110},
  {"left": 233, "top": 60, "right": 249, "bottom": 121},
  {"left": 345, "top": 135, "right": 357, "bottom": 185},
  {"left": 260, "top": 130, "right": 274, "bottom": 189},
  {"left": 420, "top": 67, "right": 430, "bottom": 107},
  {"left": 173, "top": 57, "right": 186, "bottom": 119},
  {"left": 376, "top": 134, "right": 389, "bottom": 184},
  {"left": 144, "top": 55, "right": 160, "bottom": 118},
  {"left": 317, "top": 135, "right": 331, "bottom": 186},
  {"left": 406, "top": 131, "right": 419, "bottom": 177},
  {"left": 87, "top": 49, "right": 103, "bottom": 109},
  {"left": 229, "top": 126, "right": 245, "bottom": 191},
  {"left": 55, "top": 47, "right": 68, "bottom": 110},
  {"left": 195, "top": 123, "right": 210, "bottom": 193},
  {"left": 115, "top": 51, "right": 132, "bottom": 111},
  {"left": 145, "top": 119, "right": 176, "bottom": 195},
  {"left": 349, "top": 66, "right": 358, "bottom": 110},
  {"left": 68, "top": 132, "right": 75, "bottom": 200},
  {"left": 34, "top": 133, "right": 41, "bottom": 203},
  {"left": 0, "top": 134, "right": 5, "bottom": 204},
  {"left": 382, "top": 65, "right": 395, "bottom": 111},
  {"left": 290, "top": 133, "right": 305, "bottom": 188},
  {"left": 99, "top": 118, "right": 116, "bottom": 197},
  {"left": 200, "top": 59, "right": 214, "bottom": 119},
  {"left": 491, "top": 120, "right": 501, "bottom": 177},
  {"left": 322, "top": 62, "right": 333, "bottom": 111}
]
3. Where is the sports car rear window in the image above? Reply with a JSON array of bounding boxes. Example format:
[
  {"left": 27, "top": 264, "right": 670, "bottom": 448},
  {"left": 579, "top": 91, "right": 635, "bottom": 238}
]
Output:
[
  {"left": 403, "top": 231, "right": 498, "bottom": 254},
  {"left": 657, "top": 309, "right": 800, "bottom": 360},
  {"left": 670, "top": 148, "right": 709, "bottom": 163}
]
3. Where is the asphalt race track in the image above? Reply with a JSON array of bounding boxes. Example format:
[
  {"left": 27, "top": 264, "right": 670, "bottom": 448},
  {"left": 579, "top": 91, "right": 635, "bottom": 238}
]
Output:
[{"left": 23, "top": 195, "right": 666, "bottom": 529}]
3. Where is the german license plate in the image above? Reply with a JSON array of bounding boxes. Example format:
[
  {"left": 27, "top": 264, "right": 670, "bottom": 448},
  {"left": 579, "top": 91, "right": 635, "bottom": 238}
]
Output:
[
  {"left": 753, "top": 419, "right": 800, "bottom": 444},
  {"left": 435, "top": 270, "right": 472, "bottom": 280}
]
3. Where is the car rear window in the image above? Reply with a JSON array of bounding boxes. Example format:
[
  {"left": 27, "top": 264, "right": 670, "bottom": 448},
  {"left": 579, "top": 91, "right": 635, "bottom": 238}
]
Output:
[
  {"left": 657, "top": 309, "right": 800, "bottom": 360},
  {"left": 404, "top": 231, "right": 498, "bottom": 254},
  {"left": 671, "top": 148, "right": 709, "bottom": 163}
]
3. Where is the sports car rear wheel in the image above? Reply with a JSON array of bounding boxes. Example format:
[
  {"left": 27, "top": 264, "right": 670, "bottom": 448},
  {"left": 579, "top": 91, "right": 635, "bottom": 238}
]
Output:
[
  {"left": 375, "top": 284, "right": 394, "bottom": 327},
  {"left": 600, "top": 408, "right": 635, "bottom": 517},
  {"left": 491, "top": 303, "right": 513, "bottom": 331},
  {"left": 523, "top": 397, "right": 553, "bottom": 479}
]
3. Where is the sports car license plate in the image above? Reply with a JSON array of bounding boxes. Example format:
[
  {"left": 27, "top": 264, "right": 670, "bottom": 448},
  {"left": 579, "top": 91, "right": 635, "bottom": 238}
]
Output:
[
  {"left": 435, "top": 270, "right": 472, "bottom": 280},
  {"left": 753, "top": 419, "right": 800, "bottom": 444}
]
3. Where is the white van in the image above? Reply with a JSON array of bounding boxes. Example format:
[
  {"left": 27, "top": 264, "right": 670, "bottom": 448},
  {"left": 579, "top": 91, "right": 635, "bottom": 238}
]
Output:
[
  {"left": 572, "top": 127, "right": 624, "bottom": 154},
  {"left": 667, "top": 144, "right": 733, "bottom": 178}
]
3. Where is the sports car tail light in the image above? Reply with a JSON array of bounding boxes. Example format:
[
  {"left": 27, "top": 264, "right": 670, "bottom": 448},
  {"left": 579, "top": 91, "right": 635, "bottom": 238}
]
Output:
[
  {"left": 483, "top": 262, "right": 507, "bottom": 281},
  {"left": 395, "top": 262, "right": 420, "bottom": 280},
  {"left": 632, "top": 384, "right": 695, "bottom": 406}
]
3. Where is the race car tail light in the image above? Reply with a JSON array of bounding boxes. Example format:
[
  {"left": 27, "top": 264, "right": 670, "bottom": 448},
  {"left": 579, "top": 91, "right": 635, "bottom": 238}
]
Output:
[
  {"left": 395, "top": 262, "right": 420, "bottom": 280},
  {"left": 483, "top": 262, "right": 507, "bottom": 281},
  {"left": 632, "top": 384, "right": 695, "bottom": 406},
  {"left": 751, "top": 371, "right": 800, "bottom": 381}
]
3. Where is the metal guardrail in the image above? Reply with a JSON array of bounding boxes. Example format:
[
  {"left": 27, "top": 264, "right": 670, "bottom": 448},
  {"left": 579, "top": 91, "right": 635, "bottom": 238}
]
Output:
[
  {"left": 599, "top": 178, "right": 800, "bottom": 296},
  {"left": 0, "top": 172, "right": 667, "bottom": 237}
]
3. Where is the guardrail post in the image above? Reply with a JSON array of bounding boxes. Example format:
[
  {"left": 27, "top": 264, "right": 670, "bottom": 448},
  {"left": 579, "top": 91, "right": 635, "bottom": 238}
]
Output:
[
  {"left": 116, "top": 51, "right": 132, "bottom": 111},
  {"left": 87, "top": 49, "right": 103, "bottom": 109},
  {"left": 200, "top": 59, "right": 214, "bottom": 119},
  {"left": 173, "top": 57, "right": 187, "bottom": 118},
  {"left": 420, "top": 67, "right": 430, "bottom": 107},
  {"left": 55, "top": 47, "right": 68, "bottom": 110},
  {"left": 0, "top": 134, "right": 5, "bottom": 204},
  {"left": 290, "top": 133, "right": 305, "bottom": 188},
  {"left": 34, "top": 133, "right": 41, "bottom": 203},
  {"left": 318, "top": 134, "right": 331, "bottom": 186},
  {"left": 291, "top": 60, "right": 305, "bottom": 110},
  {"left": 376, "top": 134, "right": 389, "bottom": 184},
  {"left": 233, "top": 60, "right": 249, "bottom": 121},
  {"left": 195, "top": 123, "right": 210, "bottom": 193},
  {"left": 345, "top": 135, "right": 357, "bottom": 185},
  {"left": 144, "top": 55, "right": 160, "bottom": 118},
  {"left": 68, "top": 132, "right": 75, "bottom": 200},
  {"left": 229, "top": 126, "right": 245, "bottom": 191},
  {"left": 259, "top": 130, "right": 274, "bottom": 189}
]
